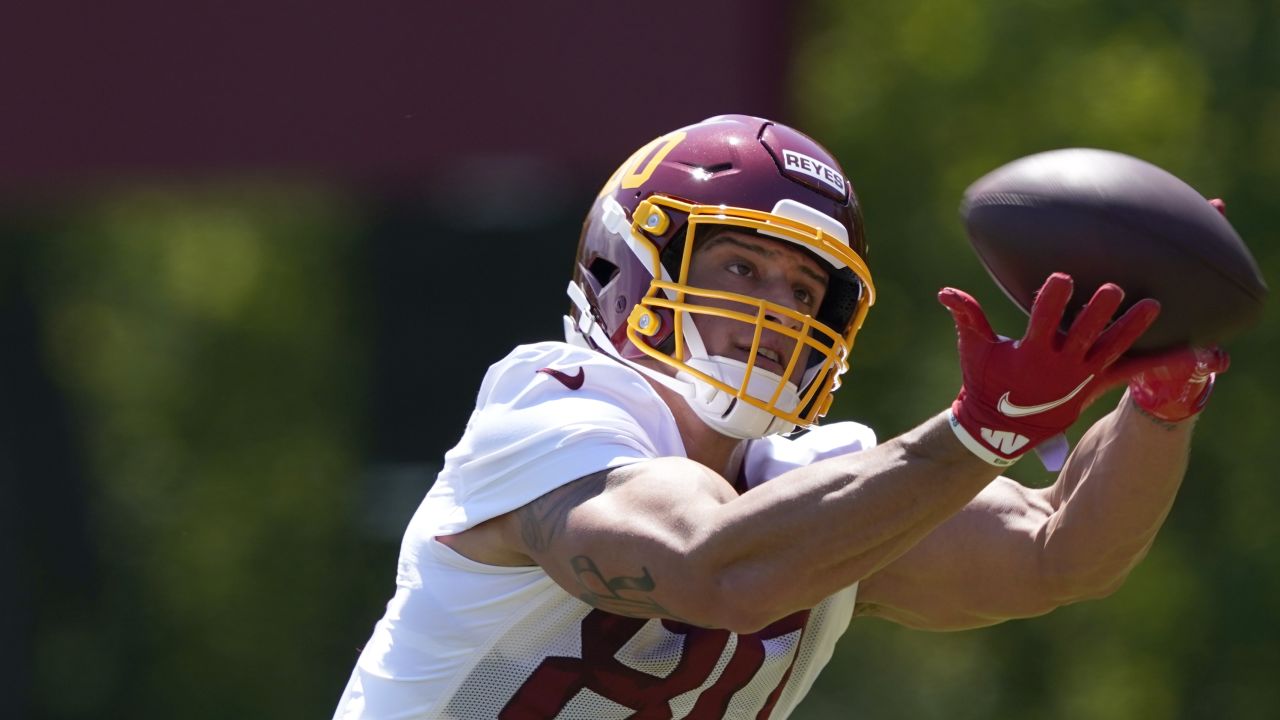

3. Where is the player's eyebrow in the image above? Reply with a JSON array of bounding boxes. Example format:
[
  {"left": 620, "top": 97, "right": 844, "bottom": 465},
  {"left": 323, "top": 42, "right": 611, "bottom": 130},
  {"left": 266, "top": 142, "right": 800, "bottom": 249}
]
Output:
[{"left": 700, "top": 234, "right": 828, "bottom": 286}]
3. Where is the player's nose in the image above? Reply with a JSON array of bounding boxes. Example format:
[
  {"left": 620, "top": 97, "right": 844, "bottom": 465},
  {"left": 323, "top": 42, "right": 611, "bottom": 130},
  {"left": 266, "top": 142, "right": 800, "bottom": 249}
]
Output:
[
  {"left": 759, "top": 283, "right": 808, "bottom": 331},
  {"left": 762, "top": 308, "right": 804, "bottom": 332}
]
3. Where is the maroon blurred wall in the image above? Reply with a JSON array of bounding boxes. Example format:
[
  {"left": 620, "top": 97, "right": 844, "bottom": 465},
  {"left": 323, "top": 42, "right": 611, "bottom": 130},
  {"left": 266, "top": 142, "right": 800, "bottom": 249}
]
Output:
[{"left": 1, "top": 1, "right": 794, "bottom": 188}]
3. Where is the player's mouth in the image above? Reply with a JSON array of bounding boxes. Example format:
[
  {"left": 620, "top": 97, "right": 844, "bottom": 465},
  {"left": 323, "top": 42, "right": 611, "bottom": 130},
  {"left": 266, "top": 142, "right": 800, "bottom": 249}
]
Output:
[{"left": 735, "top": 341, "right": 789, "bottom": 377}]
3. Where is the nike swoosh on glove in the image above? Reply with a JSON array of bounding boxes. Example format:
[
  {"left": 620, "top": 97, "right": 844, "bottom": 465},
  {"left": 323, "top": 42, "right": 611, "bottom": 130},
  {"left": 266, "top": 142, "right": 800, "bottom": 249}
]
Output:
[{"left": 940, "top": 272, "right": 1161, "bottom": 466}]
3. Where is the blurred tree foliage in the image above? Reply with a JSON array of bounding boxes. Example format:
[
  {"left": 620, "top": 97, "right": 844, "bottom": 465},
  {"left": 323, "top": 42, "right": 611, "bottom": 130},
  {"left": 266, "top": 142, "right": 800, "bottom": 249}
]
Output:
[
  {"left": 790, "top": 1, "right": 1279, "bottom": 718},
  {"left": 8, "top": 2, "right": 1278, "bottom": 719},
  {"left": 16, "top": 186, "right": 382, "bottom": 718}
]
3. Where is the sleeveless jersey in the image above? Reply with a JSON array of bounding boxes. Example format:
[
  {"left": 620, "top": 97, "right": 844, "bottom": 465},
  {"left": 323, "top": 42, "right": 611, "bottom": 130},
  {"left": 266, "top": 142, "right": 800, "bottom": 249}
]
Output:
[{"left": 333, "top": 342, "right": 877, "bottom": 719}]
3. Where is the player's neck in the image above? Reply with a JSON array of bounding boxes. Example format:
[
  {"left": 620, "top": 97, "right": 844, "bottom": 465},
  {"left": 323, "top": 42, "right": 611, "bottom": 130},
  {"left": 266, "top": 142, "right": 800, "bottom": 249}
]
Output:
[{"left": 676, "top": 408, "right": 747, "bottom": 480}]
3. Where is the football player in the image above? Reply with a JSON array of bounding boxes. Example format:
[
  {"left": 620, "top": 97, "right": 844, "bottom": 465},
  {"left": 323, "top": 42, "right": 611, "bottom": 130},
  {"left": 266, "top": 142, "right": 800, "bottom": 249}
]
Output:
[{"left": 332, "top": 115, "right": 1225, "bottom": 719}]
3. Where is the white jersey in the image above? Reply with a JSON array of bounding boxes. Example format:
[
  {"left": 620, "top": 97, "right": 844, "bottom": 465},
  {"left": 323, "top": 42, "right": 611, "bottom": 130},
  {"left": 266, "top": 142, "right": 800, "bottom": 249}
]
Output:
[{"left": 334, "top": 342, "right": 877, "bottom": 719}]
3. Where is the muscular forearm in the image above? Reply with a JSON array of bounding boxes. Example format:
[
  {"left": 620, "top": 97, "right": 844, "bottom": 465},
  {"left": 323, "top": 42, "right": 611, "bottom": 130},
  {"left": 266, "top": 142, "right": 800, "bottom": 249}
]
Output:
[
  {"left": 504, "top": 411, "right": 1007, "bottom": 634},
  {"left": 698, "top": 412, "right": 1003, "bottom": 628},
  {"left": 1038, "top": 391, "right": 1196, "bottom": 600}
]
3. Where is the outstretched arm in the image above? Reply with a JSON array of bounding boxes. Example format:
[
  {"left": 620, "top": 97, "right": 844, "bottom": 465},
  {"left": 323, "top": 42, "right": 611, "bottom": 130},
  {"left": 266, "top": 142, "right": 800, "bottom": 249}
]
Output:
[
  {"left": 494, "top": 415, "right": 1000, "bottom": 633},
  {"left": 856, "top": 347, "right": 1225, "bottom": 630},
  {"left": 445, "top": 274, "right": 1157, "bottom": 633}
]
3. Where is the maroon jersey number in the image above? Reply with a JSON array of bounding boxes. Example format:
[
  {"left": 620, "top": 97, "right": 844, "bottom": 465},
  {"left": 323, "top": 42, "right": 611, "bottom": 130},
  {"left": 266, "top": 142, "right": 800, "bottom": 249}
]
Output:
[{"left": 501, "top": 609, "right": 809, "bottom": 719}]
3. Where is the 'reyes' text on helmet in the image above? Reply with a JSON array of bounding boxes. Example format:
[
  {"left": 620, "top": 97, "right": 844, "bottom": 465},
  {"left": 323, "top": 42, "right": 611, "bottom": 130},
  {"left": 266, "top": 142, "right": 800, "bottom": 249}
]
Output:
[{"left": 782, "top": 149, "right": 845, "bottom": 193}]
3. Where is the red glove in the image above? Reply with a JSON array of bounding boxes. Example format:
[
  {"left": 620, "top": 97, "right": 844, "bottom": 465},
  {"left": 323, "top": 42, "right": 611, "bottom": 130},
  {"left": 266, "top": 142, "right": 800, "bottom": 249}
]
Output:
[
  {"left": 940, "top": 273, "right": 1161, "bottom": 466},
  {"left": 1120, "top": 346, "right": 1228, "bottom": 422}
]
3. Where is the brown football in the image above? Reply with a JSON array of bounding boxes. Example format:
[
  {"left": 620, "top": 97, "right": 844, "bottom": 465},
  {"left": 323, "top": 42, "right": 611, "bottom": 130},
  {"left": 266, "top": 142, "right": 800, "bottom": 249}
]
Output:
[{"left": 961, "top": 148, "right": 1268, "bottom": 352}]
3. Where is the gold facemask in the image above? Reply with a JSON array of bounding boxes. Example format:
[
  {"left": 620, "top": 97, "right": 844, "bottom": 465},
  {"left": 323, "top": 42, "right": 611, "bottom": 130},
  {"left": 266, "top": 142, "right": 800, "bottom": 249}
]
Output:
[{"left": 623, "top": 196, "right": 876, "bottom": 427}]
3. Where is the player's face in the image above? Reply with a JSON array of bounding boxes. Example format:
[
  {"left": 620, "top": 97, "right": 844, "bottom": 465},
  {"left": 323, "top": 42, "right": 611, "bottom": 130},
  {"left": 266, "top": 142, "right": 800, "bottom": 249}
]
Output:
[{"left": 684, "top": 230, "right": 829, "bottom": 385}]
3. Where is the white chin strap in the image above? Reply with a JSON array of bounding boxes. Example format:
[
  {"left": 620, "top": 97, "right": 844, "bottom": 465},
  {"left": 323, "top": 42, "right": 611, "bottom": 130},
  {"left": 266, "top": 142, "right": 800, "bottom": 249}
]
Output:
[
  {"left": 676, "top": 309, "right": 803, "bottom": 439},
  {"left": 678, "top": 356, "right": 801, "bottom": 439}
]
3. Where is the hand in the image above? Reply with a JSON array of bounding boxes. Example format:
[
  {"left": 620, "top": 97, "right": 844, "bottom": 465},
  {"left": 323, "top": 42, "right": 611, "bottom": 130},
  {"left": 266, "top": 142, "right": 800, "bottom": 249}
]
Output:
[
  {"left": 1120, "top": 346, "right": 1229, "bottom": 423},
  {"left": 939, "top": 273, "right": 1161, "bottom": 466}
]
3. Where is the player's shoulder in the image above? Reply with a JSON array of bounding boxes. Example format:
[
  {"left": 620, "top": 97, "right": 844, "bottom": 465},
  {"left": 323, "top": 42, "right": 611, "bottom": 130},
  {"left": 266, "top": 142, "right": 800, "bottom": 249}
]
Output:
[
  {"left": 790, "top": 421, "right": 878, "bottom": 454},
  {"left": 744, "top": 421, "right": 878, "bottom": 488},
  {"left": 493, "top": 340, "right": 603, "bottom": 369},
  {"left": 476, "top": 341, "right": 656, "bottom": 409},
  {"left": 417, "top": 342, "right": 680, "bottom": 536},
  {"left": 485, "top": 341, "right": 628, "bottom": 378}
]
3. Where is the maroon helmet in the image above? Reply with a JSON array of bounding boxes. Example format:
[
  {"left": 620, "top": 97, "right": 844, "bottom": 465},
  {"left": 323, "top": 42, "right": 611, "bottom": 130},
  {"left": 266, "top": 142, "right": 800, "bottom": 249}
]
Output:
[{"left": 565, "top": 114, "right": 876, "bottom": 438}]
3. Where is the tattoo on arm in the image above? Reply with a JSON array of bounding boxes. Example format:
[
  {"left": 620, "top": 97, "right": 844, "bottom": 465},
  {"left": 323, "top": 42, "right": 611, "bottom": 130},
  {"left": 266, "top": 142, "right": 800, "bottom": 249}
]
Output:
[
  {"left": 516, "top": 467, "right": 620, "bottom": 553},
  {"left": 570, "top": 555, "right": 690, "bottom": 623},
  {"left": 514, "top": 466, "right": 690, "bottom": 622}
]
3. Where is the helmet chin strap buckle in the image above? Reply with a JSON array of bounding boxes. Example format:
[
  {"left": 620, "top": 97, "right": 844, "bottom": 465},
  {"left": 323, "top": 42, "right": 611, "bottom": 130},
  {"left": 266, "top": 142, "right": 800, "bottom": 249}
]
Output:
[
  {"left": 563, "top": 315, "right": 591, "bottom": 349},
  {"left": 566, "top": 281, "right": 601, "bottom": 338},
  {"left": 601, "top": 196, "right": 629, "bottom": 234}
]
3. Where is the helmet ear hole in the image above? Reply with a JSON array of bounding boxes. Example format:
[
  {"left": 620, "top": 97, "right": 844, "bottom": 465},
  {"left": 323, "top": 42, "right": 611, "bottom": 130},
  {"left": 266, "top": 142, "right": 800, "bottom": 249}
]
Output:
[{"left": 587, "top": 257, "right": 620, "bottom": 287}]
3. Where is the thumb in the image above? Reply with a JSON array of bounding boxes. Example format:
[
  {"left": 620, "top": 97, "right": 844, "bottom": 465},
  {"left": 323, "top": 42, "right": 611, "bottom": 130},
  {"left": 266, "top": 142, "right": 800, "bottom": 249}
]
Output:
[
  {"left": 1191, "top": 345, "right": 1231, "bottom": 377},
  {"left": 1100, "top": 345, "right": 1230, "bottom": 388}
]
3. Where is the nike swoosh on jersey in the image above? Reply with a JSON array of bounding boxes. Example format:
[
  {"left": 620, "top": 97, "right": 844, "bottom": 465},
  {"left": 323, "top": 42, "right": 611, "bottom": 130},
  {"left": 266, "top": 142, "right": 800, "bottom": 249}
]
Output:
[
  {"left": 997, "top": 374, "right": 1095, "bottom": 417},
  {"left": 538, "top": 366, "right": 585, "bottom": 390}
]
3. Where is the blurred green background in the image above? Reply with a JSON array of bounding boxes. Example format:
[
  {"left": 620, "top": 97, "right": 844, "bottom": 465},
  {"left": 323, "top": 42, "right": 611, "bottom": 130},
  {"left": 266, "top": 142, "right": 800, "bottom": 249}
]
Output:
[{"left": 3, "top": 1, "right": 1277, "bottom": 718}]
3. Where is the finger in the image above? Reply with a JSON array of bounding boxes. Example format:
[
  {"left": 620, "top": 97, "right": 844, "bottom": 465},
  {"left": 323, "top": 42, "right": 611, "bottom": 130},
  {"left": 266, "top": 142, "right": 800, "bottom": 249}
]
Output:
[
  {"left": 1063, "top": 283, "right": 1125, "bottom": 357},
  {"left": 1209, "top": 198, "right": 1227, "bottom": 217},
  {"left": 1023, "top": 273, "right": 1074, "bottom": 348},
  {"left": 1100, "top": 346, "right": 1229, "bottom": 395},
  {"left": 938, "top": 287, "right": 998, "bottom": 343},
  {"left": 1087, "top": 297, "right": 1161, "bottom": 366},
  {"left": 1084, "top": 348, "right": 1176, "bottom": 410}
]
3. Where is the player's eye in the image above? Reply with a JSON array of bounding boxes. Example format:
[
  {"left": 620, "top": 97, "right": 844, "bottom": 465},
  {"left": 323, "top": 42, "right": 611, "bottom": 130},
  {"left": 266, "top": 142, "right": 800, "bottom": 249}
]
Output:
[{"left": 725, "top": 261, "right": 754, "bottom": 277}]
